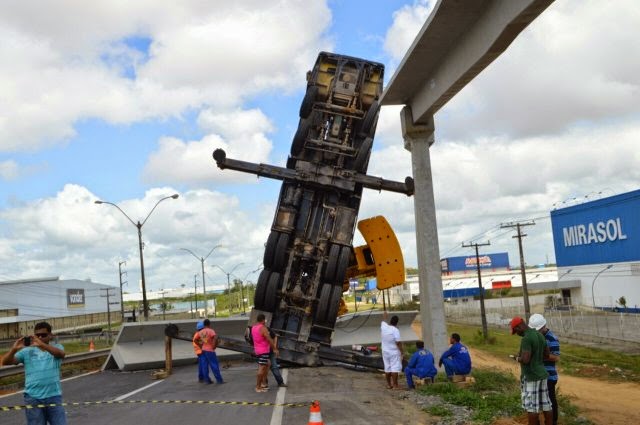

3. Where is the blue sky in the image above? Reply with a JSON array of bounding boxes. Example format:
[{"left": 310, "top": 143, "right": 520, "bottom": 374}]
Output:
[{"left": 1, "top": 0, "right": 639, "bottom": 294}]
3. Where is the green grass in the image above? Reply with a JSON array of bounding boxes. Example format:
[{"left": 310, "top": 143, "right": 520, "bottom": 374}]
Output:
[
  {"left": 448, "top": 323, "right": 640, "bottom": 383},
  {"left": 424, "top": 405, "right": 453, "bottom": 417},
  {"left": 420, "top": 368, "right": 593, "bottom": 425}
]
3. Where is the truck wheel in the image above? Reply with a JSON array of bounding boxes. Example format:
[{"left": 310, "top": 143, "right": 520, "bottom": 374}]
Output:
[
  {"left": 299, "top": 85, "right": 318, "bottom": 119},
  {"left": 334, "top": 246, "right": 351, "bottom": 286},
  {"left": 272, "top": 233, "right": 290, "bottom": 272},
  {"left": 263, "top": 272, "right": 281, "bottom": 312},
  {"left": 291, "top": 118, "right": 311, "bottom": 156},
  {"left": 324, "top": 244, "right": 341, "bottom": 283},
  {"left": 352, "top": 137, "right": 373, "bottom": 173},
  {"left": 357, "top": 100, "right": 379, "bottom": 137},
  {"left": 263, "top": 231, "right": 279, "bottom": 269},
  {"left": 314, "top": 283, "right": 333, "bottom": 324},
  {"left": 254, "top": 269, "right": 271, "bottom": 310},
  {"left": 325, "top": 285, "right": 343, "bottom": 327}
]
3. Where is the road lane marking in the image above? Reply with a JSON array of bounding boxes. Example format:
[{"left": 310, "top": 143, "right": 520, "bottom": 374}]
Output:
[
  {"left": 269, "top": 369, "right": 288, "bottom": 425},
  {"left": 112, "top": 380, "right": 164, "bottom": 401}
]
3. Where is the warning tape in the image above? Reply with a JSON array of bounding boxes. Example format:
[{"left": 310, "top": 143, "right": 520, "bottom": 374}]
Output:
[{"left": 1, "top": 399, "right": 308, "bottom": 412}]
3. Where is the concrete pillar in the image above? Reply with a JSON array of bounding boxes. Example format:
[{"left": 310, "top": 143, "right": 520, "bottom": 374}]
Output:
[{"left": 400, "top": 106, "right": 449, "bottom": 359}]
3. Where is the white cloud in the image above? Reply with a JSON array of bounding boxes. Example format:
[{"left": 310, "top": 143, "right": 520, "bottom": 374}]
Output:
[
  {"left": 383, "top": 0, "right": 434, "bottom": 62},
  {"left": 0, "top": 183, "right": 272, "bottom": 290},
  {"left": 143, "top": 108, "right": 274, "bottom": 184},
  {"left": 0, "top": 1, "right": 332, "bottom": 152}
]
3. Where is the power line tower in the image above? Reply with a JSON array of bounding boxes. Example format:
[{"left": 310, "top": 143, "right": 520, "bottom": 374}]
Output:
[
  {"left": 118, "top": 261, "right": 127, "bottom": 321},
  {"left": 462, "top": 240, "right": 490, "bottom": 340},
  {"left": 501, "top": 220, "right": 535, "bottom": 319}
]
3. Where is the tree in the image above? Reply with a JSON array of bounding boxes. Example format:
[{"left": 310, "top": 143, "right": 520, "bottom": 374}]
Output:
[{"left": 617, "top": 296, "right": 627, "bottom": 311}]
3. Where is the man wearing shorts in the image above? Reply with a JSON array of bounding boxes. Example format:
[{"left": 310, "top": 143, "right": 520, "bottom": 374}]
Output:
[
  {"left": 251, "top": 313, "right": 278, "bottom": 393},
  {"left": 511, "top": 316, "right": 553, "bottom": 425},
  {"left": 380, "top": 311, "right": 403, "bottom": 389}
]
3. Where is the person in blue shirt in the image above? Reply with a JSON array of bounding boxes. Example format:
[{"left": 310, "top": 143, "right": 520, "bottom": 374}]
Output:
[
  {"left": 438, "top": 333, "right": 472, "bottom": 378},
  {"left": 404, "top": 341, "right": 437, "bottom": 389},
  {"left": 1, "top": 322, "right": 67, "bottom": 425}
]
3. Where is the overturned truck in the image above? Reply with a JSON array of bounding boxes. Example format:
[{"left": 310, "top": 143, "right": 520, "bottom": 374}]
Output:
[{"left": 213, "top": 52, "right": 413, "bottom": 366}]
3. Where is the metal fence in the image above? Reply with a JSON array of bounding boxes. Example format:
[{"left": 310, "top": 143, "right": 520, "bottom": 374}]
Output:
[{"left": 444, "top": 296, "right": 640, "bottom": 346}]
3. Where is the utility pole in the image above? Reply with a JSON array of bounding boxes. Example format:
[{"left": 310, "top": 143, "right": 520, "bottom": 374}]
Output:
[
  {"left": 188, "top": 292, "right": 195, "bottom": 319},
  {"left": 462, "top": 241, "right": 490, "bottom": 340},
  {"left": 118, "top": 261, "right": 127, "bottom": 321},
  {"left": 501, "top": 220, "right": 535, "bottom": 319},
  {"left": 100, "top": 287, "right": 118, "bottom": 344},
  {"left": 193, "top": 274, "right": 199, "bottom": 317}
]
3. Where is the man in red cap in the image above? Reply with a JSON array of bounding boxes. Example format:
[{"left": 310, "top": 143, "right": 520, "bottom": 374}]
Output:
[{"left": 511, "top": 316, "right": 553, "bottom": 425}]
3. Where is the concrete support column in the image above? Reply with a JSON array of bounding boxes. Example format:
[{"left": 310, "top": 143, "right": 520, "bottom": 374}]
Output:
[{"left": 401, "top": 106, "right": 448, "bottom": 358}]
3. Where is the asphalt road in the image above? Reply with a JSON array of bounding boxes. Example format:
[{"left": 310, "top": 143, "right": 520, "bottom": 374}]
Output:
[{"left": 0, "top": 361, "right": 423, "bottom": 425}]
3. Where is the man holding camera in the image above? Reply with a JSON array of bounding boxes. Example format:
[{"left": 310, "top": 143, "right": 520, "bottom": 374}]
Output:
[{"left": 1, "top": 322, "right": 67, "bottom": 425}]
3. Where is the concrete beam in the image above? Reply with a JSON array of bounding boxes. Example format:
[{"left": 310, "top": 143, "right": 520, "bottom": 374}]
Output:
[{"left": 381, "top": 0, "right": 554, "bottom": 124}]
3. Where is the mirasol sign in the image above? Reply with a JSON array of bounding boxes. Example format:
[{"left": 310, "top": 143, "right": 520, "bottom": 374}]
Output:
[{"left": 562, "top": 217, "right": 627, "bottom": 247}]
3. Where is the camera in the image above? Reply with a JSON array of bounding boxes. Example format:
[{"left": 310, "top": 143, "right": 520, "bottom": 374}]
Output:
[{"left": 23, "top": 336, "right": 31, "bottom": 346}]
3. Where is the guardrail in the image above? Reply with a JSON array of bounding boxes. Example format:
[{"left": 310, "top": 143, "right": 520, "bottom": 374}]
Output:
[{"left": 0, "top": 348, "right": 111, "bottom": 379}]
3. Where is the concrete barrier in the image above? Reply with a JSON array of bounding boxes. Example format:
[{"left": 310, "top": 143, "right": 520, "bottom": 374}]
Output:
[{"left": 103, "top": 311, "right": 420, "bottom": 371}]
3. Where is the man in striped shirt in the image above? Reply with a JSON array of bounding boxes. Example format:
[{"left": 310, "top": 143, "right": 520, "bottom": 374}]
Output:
[{"left": 529, "top": 313, "right": 560, "bottom": 425}]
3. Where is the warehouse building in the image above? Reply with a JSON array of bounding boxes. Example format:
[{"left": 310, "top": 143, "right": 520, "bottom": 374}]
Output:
[
  {"left": 551, "top": 188, "right": 640, "bottom": 312},
  {"left": 0, "top": 277, "right": 121, "bottom": 339}
]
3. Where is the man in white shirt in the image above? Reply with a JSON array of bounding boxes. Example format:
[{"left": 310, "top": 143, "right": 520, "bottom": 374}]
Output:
[{"left": 381, "top": 311, "right": 404, "bottom": 389}]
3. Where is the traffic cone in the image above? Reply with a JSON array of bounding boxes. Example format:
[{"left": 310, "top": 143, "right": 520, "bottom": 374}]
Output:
[
  {"left": 307, "top": 400, "right": 324, "bottom": 425},
  {"left": 89, "top": 340, "right": 95, "bottom": 352}
]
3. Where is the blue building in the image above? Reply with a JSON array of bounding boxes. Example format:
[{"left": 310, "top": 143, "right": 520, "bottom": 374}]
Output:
[{"left": 551, "top": 189, "right": 640, "bottom": 311}]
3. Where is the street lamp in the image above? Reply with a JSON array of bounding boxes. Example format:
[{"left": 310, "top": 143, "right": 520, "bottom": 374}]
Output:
[
  {"left": 213, "top": 263, "right": 244, "bottom": 315},
  {"left": 556, "top": 268, "right": 573, "bottom": 307},
  {"left": 591, "top": 265, "right": 613, "bottom": 311},
  {"left": 238, "top": 267, "right": 262, "bottom": 314},
  {"left": 95, "top": 194, "right": 179, "bottom": 320},
  {"left": 180, "top": 245, "right": 222, "bottom": 317}
]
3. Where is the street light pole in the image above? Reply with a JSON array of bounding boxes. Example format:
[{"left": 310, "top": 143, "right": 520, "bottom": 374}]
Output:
[
  {"left": 239, "top": 267, "right": 262, "bottom": 315},
  {"left": 180, "top": 245, "right": 222, "bottom": 317},
  {"left": 213, "top": 263, "right": 244, "bottom": 315},
  {"left": 95, "top": 194, "right": 179, "bottom": 320},
  {"left": 591, "top": 265, "right": 613, "bottom": 311}
]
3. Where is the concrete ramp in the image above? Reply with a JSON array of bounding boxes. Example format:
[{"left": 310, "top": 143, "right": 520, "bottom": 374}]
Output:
[
  {"left": 104, "top": 311, "right": 419, "bottom": 371},
  {"left": 103, "top": 318, "right": 247, "bottom": 371},
  {"left": 333, "top": 310, "right": 419, "bottom": 347}
]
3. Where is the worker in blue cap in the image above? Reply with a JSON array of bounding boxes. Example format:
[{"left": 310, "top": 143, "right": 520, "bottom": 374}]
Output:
[{"left": 192, "top": 321, "right": 207, "bottom": 382}]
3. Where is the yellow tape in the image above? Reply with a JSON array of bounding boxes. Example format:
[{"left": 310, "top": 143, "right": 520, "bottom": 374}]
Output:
[{"left": 0, "top": 399, "right": 307, "bottom": 412}]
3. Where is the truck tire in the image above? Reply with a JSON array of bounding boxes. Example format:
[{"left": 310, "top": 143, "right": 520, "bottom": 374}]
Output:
[
  {"left": 299, "top": 85, "right": 318, "bottom": 119},
  {"left": 263, "top": 272, "right": 281, "bottom": 312},
  {"left": 325, "top": 285, "right": 343, "bottom": 327},
  {"left": 314, "top": 283, "right": 333, "bottom": 324},
  {"left": 263, "top": 231, "right": 279, "bottom": 269},
  {"left": 254, "top": 269, "right": 271, "bottom": 310},
  {"left": 323, "top": 244, "right": 341, "bottom": 283},
  {"left": 291, "top": 118, "right": 311, "bottom": 156},
  {"left": 352, "top": 137, "right": 373, "bottom": 173},
  {"left": 357, "top": 100, "right": 379, "bottom": 137},
  {"left": 324, "top": 244, "right": 351, "bottom": 284},
  {"left": 334, "top": 246, "right": 351, "bottom": 286},
  {"left": 272, "top": 232, "right": 290, "bottom": 272}
]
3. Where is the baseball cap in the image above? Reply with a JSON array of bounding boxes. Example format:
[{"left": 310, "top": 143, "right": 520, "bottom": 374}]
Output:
[
  {"left": 528, "top": 313, "right": 547, "bottom": 331},
  {"left": 510, "top": 316, "right": 525, "bottom": 334},
  {"left": 196, "top": 321, "right": 204, "bottom": 330}
]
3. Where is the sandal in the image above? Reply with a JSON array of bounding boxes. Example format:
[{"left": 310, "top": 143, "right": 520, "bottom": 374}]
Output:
[{"left": 255, "top": 387, "right": 268, "bottom": 393}]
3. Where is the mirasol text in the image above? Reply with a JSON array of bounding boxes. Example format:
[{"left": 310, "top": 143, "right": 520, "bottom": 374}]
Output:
[{"left": 562, "top": 217, "right": 627, "bottom": 247}]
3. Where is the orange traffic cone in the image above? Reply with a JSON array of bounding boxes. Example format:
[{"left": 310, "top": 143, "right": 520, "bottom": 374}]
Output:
[
  {"left": 308, "top": 400, "right": 324, "bottom": 425},
  {"left": 89, "top": 340, "right": 95, "bottom": 352}
]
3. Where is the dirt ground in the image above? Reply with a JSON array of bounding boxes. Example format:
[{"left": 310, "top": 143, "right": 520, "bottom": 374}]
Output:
[
  {"left": 413, "top": 323, "right": 640, "bottom": 425},
  {"left": 471, "top": 348, "right": 640, "bottom": 425}
]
